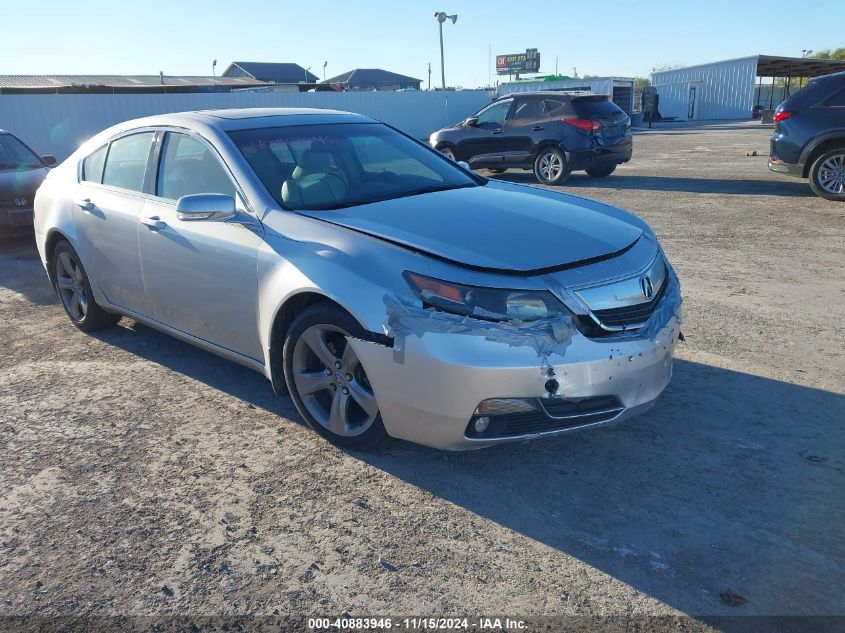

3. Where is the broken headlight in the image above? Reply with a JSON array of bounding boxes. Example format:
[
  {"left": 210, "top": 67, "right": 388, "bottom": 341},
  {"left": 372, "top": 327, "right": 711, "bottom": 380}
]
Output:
[{"left": 404, "top": 271, "right": 567, "bottom": 321}]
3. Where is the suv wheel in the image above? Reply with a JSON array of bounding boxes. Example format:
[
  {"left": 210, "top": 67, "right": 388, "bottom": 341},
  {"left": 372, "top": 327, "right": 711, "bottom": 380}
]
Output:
[
  {"left": 586, "top": 164, "right": 617, "bottom": 178},
  {"left": 283, "top": 303, "right": 390, "bottom": 451},
  {"left": 533, "top": 148, "right": 570, "bottom": 185},
  {"left": 52, "top": 240, "right": 120, "bottom": 332},
  {"left": 809, "top": 149, "right": 845, "bottom": 201}
]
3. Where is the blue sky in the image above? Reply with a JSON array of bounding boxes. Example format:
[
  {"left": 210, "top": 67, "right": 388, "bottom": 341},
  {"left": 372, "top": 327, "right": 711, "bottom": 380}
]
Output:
[{"left": 2, "top": 0, "right": 840, "bottom": 87}]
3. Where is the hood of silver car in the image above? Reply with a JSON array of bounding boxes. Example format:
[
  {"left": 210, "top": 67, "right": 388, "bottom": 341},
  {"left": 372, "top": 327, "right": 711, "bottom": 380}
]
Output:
[{"left": 296, "top": 181, "right": 643, "bottom": 273}]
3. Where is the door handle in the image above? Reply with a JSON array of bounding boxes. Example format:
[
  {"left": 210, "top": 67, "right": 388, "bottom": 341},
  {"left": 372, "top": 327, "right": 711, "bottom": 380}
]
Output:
[
  {"left": 532, "top": 125, "right": 545, "bottom": 131},
  {"left": 75, "top": 198, "right": 95, "bottom": 212},
  {"left": 491, "top": 128, "right": 503, "bottom": 135},
  {"left": 140, "top": 216, "right": 166, "bottom": 231}
]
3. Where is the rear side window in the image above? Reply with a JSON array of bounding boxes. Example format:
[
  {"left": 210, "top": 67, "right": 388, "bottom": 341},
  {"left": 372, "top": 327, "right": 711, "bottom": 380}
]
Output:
[
  {"left": 511, "top": 99, "right": 544, "bottom": 120},
  {"left": 156, "top": 133, "right": 235, "bottom": 201},
  {"left": 82, "top": 145, "right": 107, "bottom": 183},
  {"left": 543, "top": 99, "right": 569, "bottom": 117},
  {"left": 102, "top": 132, "right": 154, "bottom": 192},
  {"left": 572, "top": 97, "right": 624, "bottom": 117},
  {"left": 825, "top": 88, "right": 845, "bottom": 106}
]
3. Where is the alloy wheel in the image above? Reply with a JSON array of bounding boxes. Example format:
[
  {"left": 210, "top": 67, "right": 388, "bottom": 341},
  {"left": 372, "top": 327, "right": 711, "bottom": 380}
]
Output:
[
  {"left": 56, "top": 251, "right": 88, "bottom": 321},
  {"left": 539, "top": 151, "right": 563, "bottom": 181},
  {"left": 291, "top": 323, "right": 379, "bottom": 437},
  {"left": 817, "top": 153, "right": 845, "bottom": 194}
]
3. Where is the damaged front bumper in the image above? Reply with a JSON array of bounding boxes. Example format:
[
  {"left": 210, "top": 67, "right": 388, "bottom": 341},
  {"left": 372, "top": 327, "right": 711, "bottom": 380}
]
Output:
[{"left": 349, "top": 273, "right": 682, "bottom": 450}]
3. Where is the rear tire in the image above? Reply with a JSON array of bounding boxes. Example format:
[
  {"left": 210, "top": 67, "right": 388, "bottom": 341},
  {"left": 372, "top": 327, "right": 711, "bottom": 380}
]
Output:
[
  {"left": 283, "top": 303, "right": 390, "bottom": 451},
  {"left": 586, "top": 164, "right": 617, "bottom": 178},
  {"left": 533, "top": 148, "right": 570, "bottom": 185},
  {"left": 52, "top": 240, "right": 120, "bottom": 332},
  {"left": 808, "top": 148, "right": 845, "bottom": 201}
]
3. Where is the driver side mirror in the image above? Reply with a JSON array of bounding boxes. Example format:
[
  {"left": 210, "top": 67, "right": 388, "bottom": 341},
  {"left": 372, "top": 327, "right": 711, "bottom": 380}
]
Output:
[
  {"left": 176, "top": 193, "right": 237, "bottom": 222},
  {"left": 465, "top": 117, "right": 478, "bottom": 127}
]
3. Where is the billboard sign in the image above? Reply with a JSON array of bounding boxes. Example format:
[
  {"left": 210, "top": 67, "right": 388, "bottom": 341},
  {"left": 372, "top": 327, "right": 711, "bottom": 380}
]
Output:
[{"left": 496, "top": 48, "right": 540, "bottom": 75}]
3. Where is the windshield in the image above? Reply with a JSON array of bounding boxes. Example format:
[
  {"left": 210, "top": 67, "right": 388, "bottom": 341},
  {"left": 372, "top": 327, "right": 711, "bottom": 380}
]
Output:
[
  {"left": 229, "top": 122, "right": 478, "bottom": 211},
  {"left": 0, "top": 134, "right": 44, "bottom": 170}
]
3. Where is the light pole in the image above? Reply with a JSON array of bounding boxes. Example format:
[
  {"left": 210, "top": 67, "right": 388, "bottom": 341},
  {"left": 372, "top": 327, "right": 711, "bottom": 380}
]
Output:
[
  {"left": 304, "top": 66, "right": 311, "bottom": 83},
  {"left": 323, "top": 61, "right": 328, "bottom": 80},
  {"left": 434, "top": 11, "right": 457, "bottom": 90},
  {"left": 212, "top": 59, "right": 217, "bottom": 81},
  {"left": 802, "top": 49, "right": 813, "bottom": 58}
]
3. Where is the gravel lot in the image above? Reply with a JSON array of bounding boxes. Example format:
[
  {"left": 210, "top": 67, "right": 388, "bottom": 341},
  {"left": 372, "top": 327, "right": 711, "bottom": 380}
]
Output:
[{"left": 1, "top": 121, "right": 843, "bottom": 627}]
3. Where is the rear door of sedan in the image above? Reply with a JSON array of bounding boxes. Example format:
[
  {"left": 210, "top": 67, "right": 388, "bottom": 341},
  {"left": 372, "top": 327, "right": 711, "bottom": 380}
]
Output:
[
  {"left": 136, "top": 129, "right": 265, "bottom": 362},
  {"left": 75, "top": 131, "right": 154, "bottom": 315}
]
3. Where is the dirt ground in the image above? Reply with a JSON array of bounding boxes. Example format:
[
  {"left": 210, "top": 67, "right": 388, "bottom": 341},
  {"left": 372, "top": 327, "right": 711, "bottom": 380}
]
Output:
[{"left": 1, "top": 121, "right": 843, "bottom": 628}]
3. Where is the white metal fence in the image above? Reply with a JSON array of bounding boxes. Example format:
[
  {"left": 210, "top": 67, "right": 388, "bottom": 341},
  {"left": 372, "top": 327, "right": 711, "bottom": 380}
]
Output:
[{"left": 0, "top": 90, "right": 493, "bottom": 160}]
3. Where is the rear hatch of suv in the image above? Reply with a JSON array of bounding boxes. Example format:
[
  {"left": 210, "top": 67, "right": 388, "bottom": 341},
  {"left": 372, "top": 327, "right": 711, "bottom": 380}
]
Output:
[{"left": 571, "top": 95, "right": 629, "bottom": 144}]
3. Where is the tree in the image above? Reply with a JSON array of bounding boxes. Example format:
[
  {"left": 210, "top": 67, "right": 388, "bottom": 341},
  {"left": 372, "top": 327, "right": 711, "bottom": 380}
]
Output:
[
  {"left": 635, "top": 77, "right": 651, "bottom": 91},
  {"left": 812, "top": 48, "right": 845, "bottom": 60}
]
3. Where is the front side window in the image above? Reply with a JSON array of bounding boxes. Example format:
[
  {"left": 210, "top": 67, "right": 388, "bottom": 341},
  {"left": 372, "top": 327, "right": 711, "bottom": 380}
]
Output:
[
  {"left": 102, "top": 132, "right": 154, "bottom": 192},
  {"left": 82, "top": 145, "right": 107, "bottom": 183},
  {"left": 476, "top": 100, "right": 512, "bottom": 125},
  {"left": 0, "top": 134, "right": 43, "bottom": 171},
  {"left": 156, "top": 133, "right": 236, "bottom": 201},
  {"left": 229, "top": 123, "right": 478, "bottom": 211}
]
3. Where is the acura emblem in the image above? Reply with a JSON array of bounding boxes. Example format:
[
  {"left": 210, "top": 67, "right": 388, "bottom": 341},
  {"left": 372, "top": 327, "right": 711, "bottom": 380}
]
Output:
[
  {"left": 14, "top": 197, "right": 27, "bottom": 207},
  {"left": 640, "top": 275, "right": 654, "bottom": 300}
]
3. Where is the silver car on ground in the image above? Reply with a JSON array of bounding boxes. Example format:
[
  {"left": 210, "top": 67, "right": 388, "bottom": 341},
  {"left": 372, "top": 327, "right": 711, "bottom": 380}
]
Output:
[{"left": 34, "top": 108, "right": 682, "bottom": 450}]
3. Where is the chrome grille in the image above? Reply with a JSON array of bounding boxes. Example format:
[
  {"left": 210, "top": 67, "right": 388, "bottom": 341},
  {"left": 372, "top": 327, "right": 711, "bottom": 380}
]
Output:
[{"left": 592, "top": 279, "right": 667, "bottom": 328}]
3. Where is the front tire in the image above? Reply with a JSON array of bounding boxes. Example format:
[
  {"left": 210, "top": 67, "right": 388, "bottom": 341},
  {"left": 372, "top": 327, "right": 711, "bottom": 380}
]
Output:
[
  {"left": 52, "top": 240, "right": 120, "bottom": 332},
  {"left": 533, "top": 148, "right": 570, "bottom": 185},
  {"left": 809, "top": 149, "right": 845, "bottom": 201},
  {"left": 586, "top": 164, "right": 617, "bottom": 178},
  {"left": 283, "top": 304, "right": 389, "bottom": 450}
]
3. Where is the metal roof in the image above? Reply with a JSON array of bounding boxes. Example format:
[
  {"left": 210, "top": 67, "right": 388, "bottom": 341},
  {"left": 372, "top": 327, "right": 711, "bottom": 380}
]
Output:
[
  {"left": 225, "top": 62, "right": 319, "bottom": 84},
  {"left": 0, "top": 74, "right": 266, "bottom": 91},
  {"left": 755, "top": 54, "right": 845, "bottom": 77},
  {"left": 322, "top": 68, "right": 422, "bottom": 87}
]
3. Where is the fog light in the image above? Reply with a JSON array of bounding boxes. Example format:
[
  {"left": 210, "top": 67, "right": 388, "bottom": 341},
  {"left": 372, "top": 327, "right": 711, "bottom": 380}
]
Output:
[
  {"left": 474, "top": 416, "right": 490, "bottom": 433},
  {"left": 475, "top": 398, "right": 538, "bottom": 415}
]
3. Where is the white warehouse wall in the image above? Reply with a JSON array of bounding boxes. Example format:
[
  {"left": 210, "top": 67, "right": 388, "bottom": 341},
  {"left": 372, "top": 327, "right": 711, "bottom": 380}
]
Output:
[
  {"left": 651, "top": 56, "right": 758, "bottom": 120},
  {"left": 0, "top": 90, "right": 493, "bottom": 160}
]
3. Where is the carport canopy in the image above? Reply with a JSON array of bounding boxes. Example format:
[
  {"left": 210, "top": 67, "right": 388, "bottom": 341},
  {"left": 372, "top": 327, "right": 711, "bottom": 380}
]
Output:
[{"left": 756, "top": 54, "right": 845, "bottom": 78}]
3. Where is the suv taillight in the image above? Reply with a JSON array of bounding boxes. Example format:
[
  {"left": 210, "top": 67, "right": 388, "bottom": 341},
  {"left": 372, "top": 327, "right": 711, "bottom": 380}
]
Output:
[
  {"left": 563, "top": 116, "right": 602, "bottom": 133},
  {"left": 773, "top": 111, "right": 793, "bottom": 123}
]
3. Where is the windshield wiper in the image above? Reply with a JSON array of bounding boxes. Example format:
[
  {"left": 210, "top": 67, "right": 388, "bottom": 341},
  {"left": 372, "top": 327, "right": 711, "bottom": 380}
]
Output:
[{"left": 298, "top": 182, "right": 475, "bottom": 212}]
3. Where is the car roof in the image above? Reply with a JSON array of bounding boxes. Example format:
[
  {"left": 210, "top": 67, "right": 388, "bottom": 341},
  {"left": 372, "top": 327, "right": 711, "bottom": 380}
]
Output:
[
  {"left": 495, "top": 90, "right": 600, "bottom": 101},
  {"left": 103, "top": 108, "right": 376, "bottom": 135}
]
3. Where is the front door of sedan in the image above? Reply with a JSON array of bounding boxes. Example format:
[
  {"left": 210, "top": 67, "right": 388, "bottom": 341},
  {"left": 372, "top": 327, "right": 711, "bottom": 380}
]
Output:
[
  {"left": 137, "top": 131, "right": 265, "bottom": 362},
  {"left": 456, "top": 99, "right": 513, "bottom": 167},
  {"left": 74, "top": 132, "right": 154, "bottom": 316}
]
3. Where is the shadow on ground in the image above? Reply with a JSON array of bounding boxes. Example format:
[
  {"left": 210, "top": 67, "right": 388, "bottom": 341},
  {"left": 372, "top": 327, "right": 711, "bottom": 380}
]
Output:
[
  {"left": 90, "top": 316, "right": 845, "bottom": 618},
  {"left": 0, "top": 235, "right": 57, "bottom": 306},
  {"left": 494, "top": 172, "right": 812, "bottom": 197}
]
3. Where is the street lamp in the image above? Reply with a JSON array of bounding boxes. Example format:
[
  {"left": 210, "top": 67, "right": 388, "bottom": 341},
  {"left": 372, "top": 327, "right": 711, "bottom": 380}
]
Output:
[
  {"left": 802, "top": 49, "right": 813, "bottom": 58},
  {"left": 212, "top": 59, "right": 217, "bottom": 80},
  {"left": 434, "top": 11, "right": 457, "bottom": 90},
  {"left": 323, "top": 61, "right": 328, "bottom": 80},
  {"left": 304, "top": 66, "right": 311, "bottom": 83}
]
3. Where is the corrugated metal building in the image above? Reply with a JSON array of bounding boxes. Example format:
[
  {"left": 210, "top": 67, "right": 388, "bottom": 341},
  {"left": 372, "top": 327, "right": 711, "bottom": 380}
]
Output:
[
  {"left": 651, "top": 55, "right": 845, "bottom": 120},
  {"left": 498, "top": 77, "right": 636, "bottom": 115}
]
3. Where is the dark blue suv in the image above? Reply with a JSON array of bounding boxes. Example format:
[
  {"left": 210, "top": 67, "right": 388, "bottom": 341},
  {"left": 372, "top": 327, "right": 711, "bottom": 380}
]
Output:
[
  {"left": 429, "top": 91, "right": 632, "bottom": 185},
  {"left": 769, "top": 70, "right": 845, "bottom": 201}
]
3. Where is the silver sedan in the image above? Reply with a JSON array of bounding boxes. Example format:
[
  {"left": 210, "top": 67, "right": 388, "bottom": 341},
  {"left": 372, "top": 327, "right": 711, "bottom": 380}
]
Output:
[{"left": 34, "top": 108, "right": 682, "bottom": 450}]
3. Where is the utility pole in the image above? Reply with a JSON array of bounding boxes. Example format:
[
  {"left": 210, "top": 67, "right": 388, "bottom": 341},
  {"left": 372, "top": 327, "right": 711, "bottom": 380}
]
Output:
[
  {"left": 323, "top": 61, "right": 327, "bottom": 80},
  {"left": 427, "top": 62, "right": 431, "bottom": 90}
]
